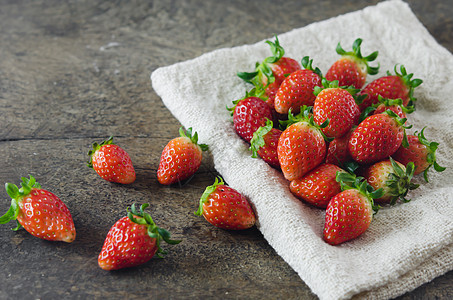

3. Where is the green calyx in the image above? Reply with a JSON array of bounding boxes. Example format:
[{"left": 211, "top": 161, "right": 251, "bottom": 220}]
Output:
[
  {"left": 250, "top": 118, "right": 273, "bottom": 158},
  {"left": 279, "top": 106, "right": 333, "bottom": 142},
  {"left": 301, "top": 56, "right": 322, "bottom": 77},
  {"left": 179, "top": 127, "right": 209, "bottom": 151},
  {"left": 336, "top": 38, "right": 380, "bottom": 75},
  {"left": 313, "top": 78, "right": 360, "bottom": 97},
  {"left": 0, "top": 175, "right": 42, "bottom": 230},
  {"left": 128, "top": 203, "right": 181, "bottom": 258},
  {"left": 87, "top": 136, "right": 115, "bottom": 168},
  {"left": 336, "top": 171, "right": 383, "bottom": 214},
  {"left": 374, "top": 95, "right": 415, "bottom": 114},
  {"left": 415, "top": 127, "right": 446, "bottom": 182},
  {"left": 387, "top": 64, "right": 423, "bottom": 108},
  {"left": 385, "top": 157, "right": 419, "bottom": 205},
  {"left": 194, "top": 177, "right": 224, "bottom": 216},
  {"left": 237, "top": 36, "right": 285, "bottom": 91}
]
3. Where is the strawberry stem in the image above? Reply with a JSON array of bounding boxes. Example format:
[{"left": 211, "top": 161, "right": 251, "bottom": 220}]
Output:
[
  {"left": 87, "top": 136, "right": 114, "bottom": 168},
  {"left": 195, "top": 177, "right": 224, "bottom": 216},
  {"left": 249, "top": 119, "right": 273, "bottom": 158},
  {"left": 335, "top": 38, "right": 380, "bottom": 75}
]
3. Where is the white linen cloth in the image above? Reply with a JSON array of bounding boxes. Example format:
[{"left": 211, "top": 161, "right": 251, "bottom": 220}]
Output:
[{"left": 151, "top": 1, "right": 453, "bottom": 298}]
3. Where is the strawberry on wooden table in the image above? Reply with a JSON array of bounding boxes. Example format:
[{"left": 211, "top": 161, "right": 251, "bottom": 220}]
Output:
[
  {"left": 237, "top": 37, "right": 301, "bottom": 108},
  {"left": 98, "top": 203, "right": 181, "bottom": 271},
  {"left": 0, "top": 175, "right": 76, "bottom": 243},
  {"left": 358, "top": 64, "right": 423, "bottom": 111},
  {"left": 278, "top": 106, "right": 329, "bottom": 181},
  {"left": 392, "top": 127, "right": 446, "bottom": 182},
  {"left": 324, "top": 173, "right": 383, "bottom": 245},
  {"left": 195, "top": 177, "right": 256, "bottom": 230},
  {"left": 325, "top": 38, "right": 379, "bottom": 89},
  {"left": 229, "top": 96, "right": 273, "bottom": 143},
  {"left": 157, "top": 127, "right": 209, "bottom": 185},
  {"left": 348, "top": 110, "right": 411, "bottom": 164},
  {"left": 274, "top": 56, "right": 322, "bottom": 115},
  {"left": 290, "top": 163, "right": 346, "bottom": 208},
  {"left": 88, "top": 136, "right": 136, "bottom": 184},
  {"left": 313, "top": 79, "right": 361, "bottom": 138},
  {"left": 364, "top": 157, "right": 419, "bottom": 205},
  {"left": 249, "top": 118, "right": 282, "bottom": 169}
]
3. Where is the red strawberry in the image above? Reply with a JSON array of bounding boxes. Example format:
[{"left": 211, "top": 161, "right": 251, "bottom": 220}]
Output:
[
  {"left": 325, "top": 128, "right": 354, "bottom": 166},
  {"left": 229, "top": 96, "right": 273, "bottom": 142},
  {"left": 278, "top": 106, "right": 328, "bottom": 181},
  {"left": 358, "top": 64, "right": 423, "bottom": 111},
  {"left": 157, "top": 127, "right": 208, "bottom": 185},
  {"left": 237, "top": 37, "right": 301, "bottom": 108},
  {"left": 325, "top": 38, "right": 379, "bottom": 89},
  {"left": 88, "top": 136, "right": 136, "bottom": 184},
  {"left": 249, "top": 119, "right": 282, "bottom": 169},
  {"left": 290, "top": 163, "right": 345, "bottom": 208},
  {"left": 274, "top": 56, "right": 322, "bottom": 115},
  {"left": 194, "top": 177, "right": 256, "bottom": 230},
  {"left": 313, "top": 79, "right": 361, "bottom": 138},
  {"left": 98, "top": 203, "right": 181, "bottom": 271},
  {"left": 324, "top": 173, "right": 383, "bottom": 245},
  {"left": 371, "top": 96, "right": 414, "bottom": 119},
  {"left": 392, "top": 127, "right": 446, "bottom": 182},
  {"left": 364, "top": 157, "right": 419, "bottom": 205},
  {"left": 349, "top": 110, "right": 410, "bottom": 164},
  {"left": 0, "top": 175, "right": 76, "bottom": 242}
]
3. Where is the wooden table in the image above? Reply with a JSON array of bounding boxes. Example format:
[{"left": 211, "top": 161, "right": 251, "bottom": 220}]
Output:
[{"left": 1, "top": 0, "right": 452, "bottom": 299}]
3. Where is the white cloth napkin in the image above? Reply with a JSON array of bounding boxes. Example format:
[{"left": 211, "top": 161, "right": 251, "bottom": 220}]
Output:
[{"left": 151, "top": 0, "right": 453, "bottom": 299}]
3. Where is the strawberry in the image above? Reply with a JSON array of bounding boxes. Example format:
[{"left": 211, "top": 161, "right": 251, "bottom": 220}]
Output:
[
  {"left": 229, "top": 96, "right": 273, "bottom": 142},
  {"left": 88, "top": 136, "right": 136, "bottom": 184},
  {"left": 237, "top": 37, "right": 301, "bottom": 108},
  {"left": 278, "top": 106, "right": 329, "bottom": 181},
  {"left": 157, "top": 127, "right": 209, "bottom": 185},
  {"left": 313, "top": 79, "right": 361, "bottom": 138},
  {"left": 364, "top": 157, "right": 419, "bottom": 205},
  {"left": 194, "top": 177, "right": 256, "bottom": 230},
  {"left": 290, "top": 163, "right": 345, "bottom": 208},
  {"left": 371, "top": 96, "right": 414, "bottom": 119},
  {"left": 358, "top": 64, "right": 423, "bottom": 111},
  {"left": 274, "top": 56, "right": 322, "bottom": 115},
  {"left": 349, "top": 110, "right": 410, "bottom": 164},
  {"left": 392, "top": 127, "right": 446, "bottom": 182},
  {"left": 325, "top": 38, "right": 379, "bottom": 89},
  {"left": 98, "top": 203, "right": 181, "bottom": 271},
  {"left": 325, "top": 128, "right": 354, "bottom": 166},
  {"left": 324, "top": 173, "right": 383, "bottom": 245},
  {"left": 249, "top": 119, "right": 282, "bottom": 169},
  {"left": 0, "top": 175, "right": 76, "bottom": 242}
]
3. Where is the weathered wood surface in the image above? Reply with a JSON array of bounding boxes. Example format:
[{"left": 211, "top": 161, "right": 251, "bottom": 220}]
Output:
[{"left": 0, "top": 0, "right": 452, "bottom": 299}]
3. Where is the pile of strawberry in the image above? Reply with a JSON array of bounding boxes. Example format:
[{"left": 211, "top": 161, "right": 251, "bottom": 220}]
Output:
[{"left": 232, "top": 37, "right": 446, "bottom": 245}]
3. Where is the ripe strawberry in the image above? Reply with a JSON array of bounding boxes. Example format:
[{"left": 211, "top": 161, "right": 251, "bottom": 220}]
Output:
[
  {"left": 98, "top": 203, "right": 181, "bottom": 271},
  {"left": 358, "top": 64, "right": 423, "bottom": 111},
  {"left": 325, "top": 128, "right": 354, "bottom": 166},
  {"left": 349, "top": 110, "right": 410, "bottom": 164},
  {"left": 194, "top": 177, "right": 256, "bottom": 230},
  {"left": 88, "top": 136, "right": 136, "bottom": 184},
  {"left": 325, "top": 38, "right": 379, "bottom": 89},
  {"left": 278, "top": 106, "right": 328, "bottom": 181},
  {"left": 157, "top": 127, "right": 209, "bottom": 185},
  {"left": 364, "top": 157, "right": 419, "bottom": 205},
  {"left": 371, "top": 96, "right": 414, "bottom": 119},
  {"left": 237, "top": 37, "right": 301, "bottom": 108},
  {"left": 324, "top": 173, "right": 383, "bottom": 245},
  {"left": 229, "top": 96, "right": 273, "bottom": 142},
  {"left": 290, "top": 163, "right": 345, "bottom": 208},
  {"left": 249, "top": 119, "right": 282, "bottom": 169},
  {"left": 313, "top": 79, "right": 361, "bottom": 138},
  {"left": 274, "top": 56, "right": 322, "bottom": 115},
  {"left": 392, "top": 127, "right": 446, "bottom": 182},
  {"left": 0, "top": 175, "right": 76, "bottom": 242}
]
